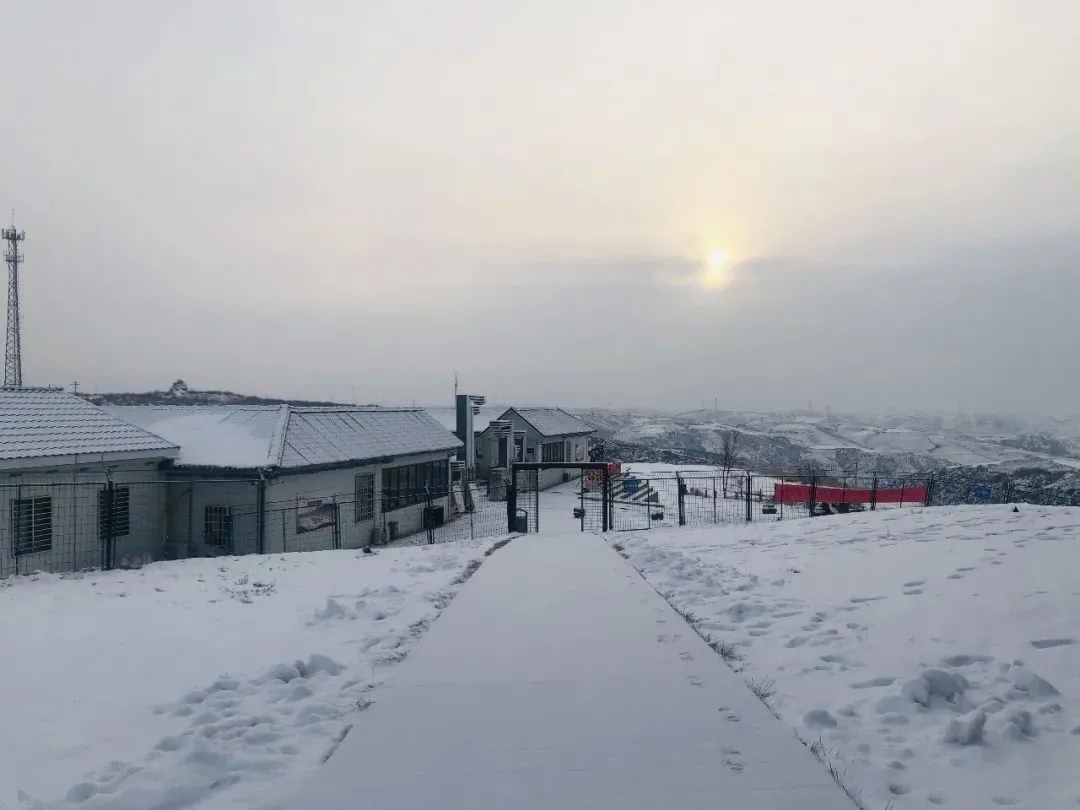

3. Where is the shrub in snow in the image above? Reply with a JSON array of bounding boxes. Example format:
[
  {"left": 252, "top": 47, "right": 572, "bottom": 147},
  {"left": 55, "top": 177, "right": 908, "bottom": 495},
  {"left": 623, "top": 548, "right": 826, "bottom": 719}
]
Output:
[
  {"left": 996, "top": 707, "right": 1036, "bottom": 741},
  {"left": 944, "top": 710, "right": 987, "bottom": 746},
  {"left": 901, "top": 668, "right": 970, "bottom": 710}
]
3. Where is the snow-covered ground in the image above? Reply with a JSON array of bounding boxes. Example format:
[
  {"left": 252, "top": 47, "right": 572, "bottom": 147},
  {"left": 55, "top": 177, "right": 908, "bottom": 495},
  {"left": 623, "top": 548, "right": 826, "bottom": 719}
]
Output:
[
  {"left": 616, "top": 506, "right": 1080, "bottom": 810},
  {"left": 1, "top": 538, "right": 503, "bottom": 810}
]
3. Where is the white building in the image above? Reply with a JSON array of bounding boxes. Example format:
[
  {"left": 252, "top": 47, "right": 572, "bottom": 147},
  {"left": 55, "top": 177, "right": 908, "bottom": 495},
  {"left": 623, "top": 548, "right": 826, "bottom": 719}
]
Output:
[
  {"left": 106, "top": 405, "right": 463, "bottom": 556},
  {"left": 476, "top": 407, "right": 596, "bottom": 490},
  {"left": 0, "top": 388, "right": 180, "bottom": 577}
]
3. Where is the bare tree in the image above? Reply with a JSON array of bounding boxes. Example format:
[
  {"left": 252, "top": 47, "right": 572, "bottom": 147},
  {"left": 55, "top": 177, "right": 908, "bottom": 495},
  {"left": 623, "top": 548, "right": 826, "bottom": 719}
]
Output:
[{"left": 719, "top": 429, "right": 741, "bottom": 497}]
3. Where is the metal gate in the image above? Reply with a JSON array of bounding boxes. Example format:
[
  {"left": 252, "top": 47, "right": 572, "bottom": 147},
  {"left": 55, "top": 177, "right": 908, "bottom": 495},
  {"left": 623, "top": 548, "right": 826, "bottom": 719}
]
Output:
[
  {"left": 507, "top": 462, "right": 613, "bottom": 534},
  {"left": 511, "top": 467, "right": 539, "bottom": 533}
]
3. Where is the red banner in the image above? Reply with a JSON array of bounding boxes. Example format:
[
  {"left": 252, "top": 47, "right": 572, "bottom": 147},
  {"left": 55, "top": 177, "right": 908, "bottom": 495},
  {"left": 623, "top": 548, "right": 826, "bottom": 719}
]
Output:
[
  {"left": 587, "top": 462, "right": 623, "bottom": 482},
  {"left": 773, "top": 483, "right": 926, "bottom": 506}
]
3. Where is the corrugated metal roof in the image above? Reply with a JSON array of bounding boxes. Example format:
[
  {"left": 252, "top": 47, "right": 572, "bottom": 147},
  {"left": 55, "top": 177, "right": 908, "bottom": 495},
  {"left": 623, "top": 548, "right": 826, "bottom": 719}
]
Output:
[
  {"left": 503, "top": 407, "right": 596, "bottom": 438},
  {"left": 281, "top": 408, "right": 462, "bottom": 468},
  {"left": 106, "top": 404, "right": 461, "bottom": 470},
  {"left": 0, "top": 388, "right": 179, "bottom": 462}
]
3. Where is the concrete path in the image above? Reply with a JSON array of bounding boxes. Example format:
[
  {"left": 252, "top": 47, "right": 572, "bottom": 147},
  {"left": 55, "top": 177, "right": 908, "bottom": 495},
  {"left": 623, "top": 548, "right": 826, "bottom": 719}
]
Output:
[{"left": 287, "top": 533, "right": 853, "bottom": 809}]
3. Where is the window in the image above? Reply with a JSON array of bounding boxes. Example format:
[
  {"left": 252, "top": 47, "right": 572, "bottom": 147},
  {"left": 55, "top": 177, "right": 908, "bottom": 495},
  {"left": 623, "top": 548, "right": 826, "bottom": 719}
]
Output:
[
  {"left": 381, "top": 460, "right": 450, "bottom": 512},
  {"left": 204, "top": 506, "right": 233, "bottom": 549},
  {"left": 355, "top": 472, "right": 375, "bottom": 521},
  {"left": 98, "top": 487, "right": 130, "bottom": 538},
  {"left": 541, "top": 441, "right": 567, "bottom": 462},
  {"left": 12, "top": 497, "right": 52, "bottom": 556}
]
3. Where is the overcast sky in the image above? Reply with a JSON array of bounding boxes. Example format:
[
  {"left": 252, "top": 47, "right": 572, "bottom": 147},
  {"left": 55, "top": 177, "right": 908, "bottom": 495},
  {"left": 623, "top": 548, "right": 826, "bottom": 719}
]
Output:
[{"left": 2, "top": 0, "right": 1078, "bottom": 414}]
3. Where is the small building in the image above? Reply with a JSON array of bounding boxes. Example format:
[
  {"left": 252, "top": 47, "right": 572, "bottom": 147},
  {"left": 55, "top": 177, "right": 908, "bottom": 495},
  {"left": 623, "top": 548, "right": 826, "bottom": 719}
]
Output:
[
  {"left": 106, "top": 405, "right": 463, "bottom": 556},
  {"left": 425, "top": 395, "right": 502, "bottom": 480},
  {"left": 0, "top": 388, "right": 180, "bottom": 576},
  {"left": 476, "top": 407, "right": 595, "bottom": 490}
]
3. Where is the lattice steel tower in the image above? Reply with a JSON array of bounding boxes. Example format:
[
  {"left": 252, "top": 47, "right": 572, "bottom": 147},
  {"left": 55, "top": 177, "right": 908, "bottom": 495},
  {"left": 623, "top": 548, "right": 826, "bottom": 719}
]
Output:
[{"left": 3, "top": 219, "right": 26, "bottom": 387}]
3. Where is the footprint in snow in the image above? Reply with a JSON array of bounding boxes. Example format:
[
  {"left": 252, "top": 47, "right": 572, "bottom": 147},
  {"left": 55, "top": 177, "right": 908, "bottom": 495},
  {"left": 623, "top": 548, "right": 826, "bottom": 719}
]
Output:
[{"left": 1030, "top": 638, "right": 1075, "bottom": 650}]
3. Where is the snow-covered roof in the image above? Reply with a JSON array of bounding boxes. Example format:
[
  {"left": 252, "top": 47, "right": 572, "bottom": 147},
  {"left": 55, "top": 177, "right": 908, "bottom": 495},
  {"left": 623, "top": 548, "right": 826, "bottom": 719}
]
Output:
[
  {"left": 106, "top": 405, "right": 462, "bottom": 470},
  {"left": 494, "top": 407, "right": 596, "bottom": 438},
  {"left": 0, "top": 388, "right": 179, "bottom": 465}
]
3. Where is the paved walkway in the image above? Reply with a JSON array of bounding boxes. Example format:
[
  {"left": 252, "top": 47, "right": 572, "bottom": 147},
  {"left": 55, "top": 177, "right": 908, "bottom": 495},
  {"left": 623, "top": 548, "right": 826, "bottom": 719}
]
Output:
[{"left": 287, "top": 533, "right": 852, "bottom": 809}]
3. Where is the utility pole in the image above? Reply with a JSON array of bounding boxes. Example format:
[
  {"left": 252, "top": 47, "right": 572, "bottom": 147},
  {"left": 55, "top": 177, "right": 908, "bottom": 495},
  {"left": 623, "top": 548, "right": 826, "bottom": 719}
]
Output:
[{"left": 3, "top": 216, "right": 26, "bottom": 387}]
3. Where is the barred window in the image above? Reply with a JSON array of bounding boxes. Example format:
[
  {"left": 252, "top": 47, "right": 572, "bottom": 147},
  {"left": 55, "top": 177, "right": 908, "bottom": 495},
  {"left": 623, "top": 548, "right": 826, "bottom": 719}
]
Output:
[
  {"left": 355, "top": 472, "right": 375, "bottom": 521},
  {"left": 204, "top": 505, "right": 233, "bottom": 548},
  {"left": 541, "top": 441, "right": 566, "bottom": 463},
  {"left": 98, "top": 487, "right": 131, "bottom": 538},
  {"left": 381, "top": 460, "right": 450, "bottom": 512},
  {"left": 12, "top": 497, "right": 52, "bottom": 556}
]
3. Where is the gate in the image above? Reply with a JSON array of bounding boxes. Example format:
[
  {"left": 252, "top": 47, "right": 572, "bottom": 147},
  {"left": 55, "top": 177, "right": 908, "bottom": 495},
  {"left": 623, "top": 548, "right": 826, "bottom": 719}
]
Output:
[{"left": 507, "top": 462, "right": 612, "bottom": 534}]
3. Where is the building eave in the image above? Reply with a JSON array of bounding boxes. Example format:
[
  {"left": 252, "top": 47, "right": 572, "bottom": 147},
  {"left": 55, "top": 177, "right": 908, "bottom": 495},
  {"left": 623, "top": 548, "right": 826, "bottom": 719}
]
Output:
[
  {"left": 165, "top": 447, "right": 460, "bottom": 480},
  {"left": 0, "top": 447, "right": 180, "bottom": 474}
]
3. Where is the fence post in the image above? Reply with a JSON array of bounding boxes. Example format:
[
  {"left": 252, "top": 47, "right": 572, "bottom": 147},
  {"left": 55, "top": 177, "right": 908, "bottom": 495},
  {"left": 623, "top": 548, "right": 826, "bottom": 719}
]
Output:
[
  {"left": 807, "top": 474, "right": 817, "bottom": 517},
  {"left": 332, "top": 500, "right": 342, "bottom": 550},
  {"left": 924, "top": 476, "right": 934, "bottom": 507},
  {"left": 425, "top": 487, "right": 435, "bottom": 545},
  {"left": 601, "top": 465, "right": 610, "bottom": 533},
  {"left": 102, "top": 481, "right": 115, "bottom": 571},
  {"left": 506, "top": 471, "right": 517, "bottom": 534},
  {"left": 256, "top": 476, "right": 267, "bottom": 555},
  {"left": 745, "top": 473, "right": 752, "bottom": 522},
  {"left": 899, "top": 478, "right": 906, "bottom": 508},
  {"left": 13, "top": 483, "right": 22, "bottom": 576},
  {"left": 676, "top": 473, "right": 686, "bottom": 526},
  {"left": 712, "top": 477, "right": 718, "bottom": 523},
  {"left": 870, "top": 477, "right": 879, "bottom": 511},
  {"left": 188, "top": 481, "right": 196, "bottom": 558},
  {"left": 580, "top": 477, "right": 586, "bottom": 532}
]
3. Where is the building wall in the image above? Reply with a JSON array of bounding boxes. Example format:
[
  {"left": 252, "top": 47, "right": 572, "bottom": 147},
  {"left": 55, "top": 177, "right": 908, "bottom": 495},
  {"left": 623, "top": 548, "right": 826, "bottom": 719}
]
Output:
[
  {"left": 0, "top": 461, "right": 169, "bottom": 577},
  {"left": 263, "top": 450, "right": 454, "bottom": 552},
  {"left": 164, "top": 478, "right": 261, "bottom": 558}
]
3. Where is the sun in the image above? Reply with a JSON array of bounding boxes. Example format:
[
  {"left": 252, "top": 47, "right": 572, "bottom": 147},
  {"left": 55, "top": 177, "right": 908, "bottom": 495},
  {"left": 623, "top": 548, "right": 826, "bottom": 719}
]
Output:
[{"left": 700, "top": 248, "right": 732, "bottom": 288}]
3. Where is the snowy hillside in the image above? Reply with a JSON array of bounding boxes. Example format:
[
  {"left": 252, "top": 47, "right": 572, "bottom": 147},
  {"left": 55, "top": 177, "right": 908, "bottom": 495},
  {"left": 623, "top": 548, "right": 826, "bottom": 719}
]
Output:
[
  {"left": 577, "top": 407, "right": 1080, "bottom": 475},
  {"left": 81, "top": 380, "right": 346, "bottom": 407},
  {"left": 2, "top": 539, "right": 504, "bottom": 810},
  {"left": 616, "top": 506, "right": 1080, "bottom": 810}
]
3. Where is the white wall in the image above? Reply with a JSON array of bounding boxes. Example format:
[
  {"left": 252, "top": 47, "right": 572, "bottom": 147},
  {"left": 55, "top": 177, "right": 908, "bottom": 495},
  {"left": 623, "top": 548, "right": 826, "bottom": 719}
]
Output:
[
  {"left": 0, "top": 461, "right": 169, "bottom": 577},
  {"left": 264, "top": 451, "right": 454, "bottom": 552},
  {"left": 164, "top": 478, "right": 261, "bottom": 558}
]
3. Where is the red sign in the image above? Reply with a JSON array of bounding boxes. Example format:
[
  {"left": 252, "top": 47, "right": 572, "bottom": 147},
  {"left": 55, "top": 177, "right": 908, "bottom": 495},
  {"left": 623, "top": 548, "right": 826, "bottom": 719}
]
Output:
[
  {"left": 773, "top": 483, "right": 926, "bottom": 506},
  {"left": 587, "top": 462, "right": 622, "bottom": 482}
]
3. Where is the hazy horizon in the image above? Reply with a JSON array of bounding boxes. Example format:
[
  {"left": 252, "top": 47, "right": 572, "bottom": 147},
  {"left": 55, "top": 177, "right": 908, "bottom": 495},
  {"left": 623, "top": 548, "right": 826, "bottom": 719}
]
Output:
[{"left": 3, "top": 1, "right": 1078, "bottom": 415}]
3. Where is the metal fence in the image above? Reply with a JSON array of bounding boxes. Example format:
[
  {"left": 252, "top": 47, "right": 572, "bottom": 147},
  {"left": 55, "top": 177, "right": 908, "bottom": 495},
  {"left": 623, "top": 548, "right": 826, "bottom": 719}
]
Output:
[
  {"left": 0, "top": 477, "right": 511, "bottom": 578},
  {"left": 578, "top": 470, "right": 940, "bottom": 533},
  {"left": 0, "top": 466, "right": 1044, "bottom": 577}
]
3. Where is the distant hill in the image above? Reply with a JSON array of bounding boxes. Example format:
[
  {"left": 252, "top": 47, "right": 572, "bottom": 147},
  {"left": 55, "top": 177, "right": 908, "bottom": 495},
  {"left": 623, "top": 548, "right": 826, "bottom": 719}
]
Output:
[{"left": 80, "top": 379, "right": 352, "bottom": 408}]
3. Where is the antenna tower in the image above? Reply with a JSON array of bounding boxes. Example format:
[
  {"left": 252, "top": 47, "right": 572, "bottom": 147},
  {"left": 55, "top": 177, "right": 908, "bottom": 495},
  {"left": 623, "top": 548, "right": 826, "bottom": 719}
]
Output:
[{"left": 3, "top": 217, "right": 26, "bottom": 387}]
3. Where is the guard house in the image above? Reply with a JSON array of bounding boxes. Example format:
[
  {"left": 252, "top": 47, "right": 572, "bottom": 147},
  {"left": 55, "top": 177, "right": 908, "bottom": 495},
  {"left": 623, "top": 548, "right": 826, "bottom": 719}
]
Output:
[{"left": 476, "top": 407, "right": 595, "bottom": 491}]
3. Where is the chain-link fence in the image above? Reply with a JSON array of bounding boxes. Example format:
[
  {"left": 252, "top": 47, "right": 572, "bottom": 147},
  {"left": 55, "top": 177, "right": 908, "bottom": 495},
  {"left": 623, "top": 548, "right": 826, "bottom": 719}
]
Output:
[
  {"left": 578, "top": 470, "right": 939, "bottom": 533},
  {"left": 0, "top": 475, "right": 513, "bottom": 578}
]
